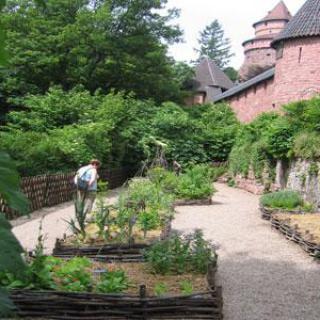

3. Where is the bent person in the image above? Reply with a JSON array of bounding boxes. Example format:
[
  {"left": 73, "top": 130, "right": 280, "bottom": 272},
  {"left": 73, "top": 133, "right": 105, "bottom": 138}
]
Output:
[{"left": 74, "top": 159, "right": 101, "bottom": 215}]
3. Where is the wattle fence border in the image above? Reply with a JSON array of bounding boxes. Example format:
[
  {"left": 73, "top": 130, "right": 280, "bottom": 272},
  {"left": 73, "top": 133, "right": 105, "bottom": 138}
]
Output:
[{"left": 1, "top": 167, "right": 134, "bottom": 220}]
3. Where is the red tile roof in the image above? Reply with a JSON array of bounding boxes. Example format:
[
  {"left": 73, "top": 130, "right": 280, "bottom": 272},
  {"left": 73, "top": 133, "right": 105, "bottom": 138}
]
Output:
[
  {"left": 272, "top": 0, "right": 320, "bottom": 47},
  {"left": 253, "top": 1, "right": 292, "bottom": 27}
]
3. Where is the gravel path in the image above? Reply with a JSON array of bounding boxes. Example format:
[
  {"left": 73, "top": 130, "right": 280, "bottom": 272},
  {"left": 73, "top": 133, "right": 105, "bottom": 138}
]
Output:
[
  {"left": 173, "top": 183, "right": 320, "bottom": 320},
  {"left": 12, "top": 189, "right": 121, "bottom": 254},
  {"left": 12, "top": 183, "right": 320, "bottom": 319}
]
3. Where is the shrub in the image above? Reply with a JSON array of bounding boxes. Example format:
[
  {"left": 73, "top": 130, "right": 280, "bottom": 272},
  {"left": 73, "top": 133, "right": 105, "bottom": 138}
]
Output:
[
  {"left": 260, "top": 190, "right": 303, "bottom": 210},
  {"left": 176, "top": 165, "right": 215, "bottom": 200},
  {"left": 144, "top": 230, "right": 217, "bottom": 275},
  {"left": 147, "top": 166, "right": 179, "bottom": 193},
  {"left": 293, "top": 132, "right": 320, "bottom": 159}
]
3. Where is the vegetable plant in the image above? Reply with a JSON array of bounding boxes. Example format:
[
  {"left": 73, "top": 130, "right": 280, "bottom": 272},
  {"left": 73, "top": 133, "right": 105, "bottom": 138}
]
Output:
[
  {"left": 144, "top": 230, "right": 217, "bottom": 275},
  {"left": 94, "top": 197, "right": 111, "bottom": 238},
  {"left": 176, "top": 165, "right": 216, "bottom": 200},
  {"left": 154, "top": 282, "right": 168, "bottom": 297},
  {"left": 180, "top": 280, "right": 193, "bottom": 295},
  {"left": 96, "top": 270, "right": 128, "bottom": 293}
]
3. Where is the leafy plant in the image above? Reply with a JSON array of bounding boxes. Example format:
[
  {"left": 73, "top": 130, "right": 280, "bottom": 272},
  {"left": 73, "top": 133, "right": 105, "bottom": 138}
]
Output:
[
  {"left": 94, "top": 198, "right": 111, "bottom": 238},
  {"left": 0, "top": 233, "right": 58, "bottom": 291},
  {"left": 96, "top": 270, "right": 128, "bottom": 294},
  {"left": 176, "top": 165, "right": 215, "bottom": 200},
  {"left": 189, "top": 229, "right": 216, "bottom": 274},
  {"left": 147, "top": 166, "right": 178, "bottom": 194},
  {"left": 66, "top": 195, "right": 90, "bottom": 239},
  {"left": 180, "top": 280, "right": 193, "bottom": 295},
  {"left": 116, "top": 179, "right": 174, "bottom": 241},
  {"left": 137, "top": 209, "right": 160, "bottom": 238},
  {"left": 144, "top": 230, "right": 217, "bottom": 275},
  {"left": 53, "top": 257, "right": 92, "bottom": 292},
  {"left": 154, "top": 282, "right": 168, "bottom": 297},
  {"left": 260, "top": 190, "right": 303, "bottom": 210},
  {"left": 0, "top": 152, "right": 29, "bottom": 316}
]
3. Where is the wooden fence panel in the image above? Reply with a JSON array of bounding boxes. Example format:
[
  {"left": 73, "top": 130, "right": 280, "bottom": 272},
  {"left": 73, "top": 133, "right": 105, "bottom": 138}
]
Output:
[{"left": 1, "top": 167, "right": 134, "bottom": 220}]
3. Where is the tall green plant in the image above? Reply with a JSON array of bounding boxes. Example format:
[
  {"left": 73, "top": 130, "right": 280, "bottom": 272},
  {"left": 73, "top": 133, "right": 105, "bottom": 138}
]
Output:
[{"left": 0, "top": 152, "right": 29, "bottom": 316}]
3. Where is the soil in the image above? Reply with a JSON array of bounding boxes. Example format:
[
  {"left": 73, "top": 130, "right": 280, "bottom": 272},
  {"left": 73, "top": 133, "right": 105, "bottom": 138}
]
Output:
[
  {"left": 63, "top": 224, "right": 163, "bottom": 246},
  {"left": 274, "top": 213, "right": 320, "bottom": 243},
  {"left": 93, "top": 261, "right": 208, "bottom": 297}
]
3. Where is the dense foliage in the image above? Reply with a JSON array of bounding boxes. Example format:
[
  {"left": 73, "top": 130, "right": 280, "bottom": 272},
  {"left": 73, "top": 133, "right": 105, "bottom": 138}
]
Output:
[
  {"left": 1, "top": 0, "right": 184, "bottom": 103},
  {"left": 229, "top": 97, "right": 320, "bottom": 181},
  {"left": 148, "top": 165, "right": 224, "bottom": 200},
  {"left": 0, "top": 87, "right": 239, "bottom": 175}
]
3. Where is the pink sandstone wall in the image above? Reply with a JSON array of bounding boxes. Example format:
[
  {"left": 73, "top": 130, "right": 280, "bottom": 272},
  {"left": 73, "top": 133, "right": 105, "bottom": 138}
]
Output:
[
  {"left": 227, "top": 78, "right": 275, "bottom": 123},
  {"left": 244, "top": 48, "right": 276, "bottom": 66},
  {"left": 255, "top": 21, "right": 287, "bottom": 37},
  {"left": 244, "top": 39, "right": 272, "bottom": 52},
  {"left": 273, "top": 37, "right": 320, "bottom": 108}
]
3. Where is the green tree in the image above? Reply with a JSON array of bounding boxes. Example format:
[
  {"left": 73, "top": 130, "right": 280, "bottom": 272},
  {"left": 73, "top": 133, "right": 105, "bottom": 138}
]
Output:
[
  {"left": 196, "top": 19, "right": 234, "bottom": 69},
  {"left": 223, "top": 66, "right": 238, "bottom": 82},
  {"left": 1, "top": 0, "right": 182, "bottom": 102}
]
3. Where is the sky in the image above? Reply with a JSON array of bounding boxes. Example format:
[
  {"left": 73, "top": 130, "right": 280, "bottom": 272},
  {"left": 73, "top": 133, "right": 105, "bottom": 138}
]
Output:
[{"left": 166, "top": 0, "right": 304, "bottom": 69}]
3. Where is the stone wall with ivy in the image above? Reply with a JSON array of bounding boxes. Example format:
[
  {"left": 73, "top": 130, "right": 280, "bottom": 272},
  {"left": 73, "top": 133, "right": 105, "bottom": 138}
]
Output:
[
  {"left": 285, "top": 160, "right": 320, "bottom": 207},
  {"left": 228, "top": 96, "right": 320, "bottom": 206}
]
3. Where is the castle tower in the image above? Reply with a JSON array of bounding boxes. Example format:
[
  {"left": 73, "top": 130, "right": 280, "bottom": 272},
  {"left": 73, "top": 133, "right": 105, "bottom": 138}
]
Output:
[
  {"left": 239, "top": 1, "right": 291, "bottom": 81},
  {"left": 272, "top": 0, "right": 320, "bottom": 108}
]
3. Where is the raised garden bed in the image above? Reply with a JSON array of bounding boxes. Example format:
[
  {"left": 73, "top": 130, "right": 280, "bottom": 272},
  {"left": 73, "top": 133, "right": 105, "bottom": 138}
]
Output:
[
  {"left": 174, "top": 197, "right": 212, "bottom": 206},
  {"left": 53, "top": 221, "right": 172, "bottom": 262},
  {"left": 259, "top": 205, "right": 304, "bottom": 220},
  {"left": 10, "top": 262, "right": 222, "bottom": 320},
  {"left": 271, "top": 213, "right": 320, "bottom": 258}
]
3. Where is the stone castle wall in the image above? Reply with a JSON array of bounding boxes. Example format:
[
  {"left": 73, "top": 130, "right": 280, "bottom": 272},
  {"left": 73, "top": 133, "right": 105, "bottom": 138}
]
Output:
[
  {"left": 255, "top": 21, "right": 288, "bottom": 37},
  {"left": 235, "top": 159, "right": 320, "bottom": 208},
  {"left": 227, "top": 78, "right": 275, "bottom": 123},
  {"left": 228, "top": 37, "right": 320, "bottom": 123},
  {"left": 273, "top": 37, "right": 320, "bottom": 109}
]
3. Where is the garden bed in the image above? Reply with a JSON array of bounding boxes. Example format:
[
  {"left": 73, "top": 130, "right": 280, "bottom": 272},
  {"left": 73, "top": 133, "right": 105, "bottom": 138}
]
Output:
[
  {"left": 259, "top": 190, "right": 313, "bottom": 220},
  {"left": 174, "top": 197, "right": 212, "bottom": 206},
  {"left": 271, "top": 213, "right": 320, "bottom": 258},
  {"left": 10, "top": 262, "right": 222, "bottom": 319},
  {"left": 53, "top": 221, "right": 172, "bottom": 262},
  {"left": 259, "top": 205, "right": 304, "bottom": 220}
]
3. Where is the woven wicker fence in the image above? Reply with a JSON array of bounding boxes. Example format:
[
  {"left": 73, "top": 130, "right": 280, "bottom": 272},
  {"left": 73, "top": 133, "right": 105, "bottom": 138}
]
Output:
[{"left": 1, "top": 167, "right": 133, "bottom": 220}]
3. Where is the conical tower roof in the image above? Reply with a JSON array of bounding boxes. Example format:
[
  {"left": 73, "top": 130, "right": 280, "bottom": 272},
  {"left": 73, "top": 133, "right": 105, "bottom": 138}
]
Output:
[
  {"left": 194, "top": 57, "right": 234, "bottom": 91},
  {"left": 272, "top": 0, "right": 320, "bottom": 47},
  {"left": 253, "top": 1, "right": 292, "bottom": 27}
]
